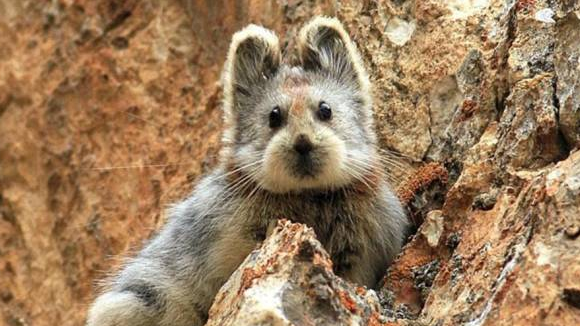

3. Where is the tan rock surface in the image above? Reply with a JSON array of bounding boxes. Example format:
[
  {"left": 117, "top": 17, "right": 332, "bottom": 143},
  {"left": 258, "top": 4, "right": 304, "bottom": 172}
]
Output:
[{"left": 1, "top": 0, "right": 579, "bottom": 325}]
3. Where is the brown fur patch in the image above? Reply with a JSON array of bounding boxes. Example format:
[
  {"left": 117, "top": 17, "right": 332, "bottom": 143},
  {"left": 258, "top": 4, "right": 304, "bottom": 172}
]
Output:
[
  {"left": 225, "top": 161, "right": 243, "bottom": 184},
  {"left": 290, "top": 97, "right": 306, "bottom": 115},
  {"left": 283, "top": 74, "right": 310, "bottom": 116},
  {"left": 283, "top": 74, "right": 309, "bottom": 90}
]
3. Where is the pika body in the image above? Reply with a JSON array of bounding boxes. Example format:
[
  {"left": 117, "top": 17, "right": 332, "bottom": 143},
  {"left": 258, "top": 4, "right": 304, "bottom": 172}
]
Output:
[{"left": 87, "top": 17, "right": 409, "bottom": 326}]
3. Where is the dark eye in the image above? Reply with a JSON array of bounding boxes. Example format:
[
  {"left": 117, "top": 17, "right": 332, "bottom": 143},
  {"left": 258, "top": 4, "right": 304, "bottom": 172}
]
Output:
[
  {"left": 317, "top": 101, "right": 332, "bottom": 121},
  {"left": 269, "top": 106, "right": 283, "bottom": 128}
]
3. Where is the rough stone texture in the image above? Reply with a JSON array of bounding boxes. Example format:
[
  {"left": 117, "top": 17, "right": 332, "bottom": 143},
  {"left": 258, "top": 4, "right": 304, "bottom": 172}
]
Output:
[
  {"left": 555, "top": 10, "right": 580, "bottom": 148},
  {"left": 206, "top": 220, "right": 389, "bottom": 326},
  {"left": 1, "top": 0, "right": 579, "bottom": 326}
]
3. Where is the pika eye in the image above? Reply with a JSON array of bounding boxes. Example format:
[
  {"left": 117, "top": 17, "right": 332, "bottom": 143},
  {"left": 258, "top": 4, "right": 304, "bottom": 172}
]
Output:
[
  {"left": 317, "top": 101, "right": 332, "bottom": 121},
  {"left": 269, "top": 106, "right": 283, "bottom": 128}
]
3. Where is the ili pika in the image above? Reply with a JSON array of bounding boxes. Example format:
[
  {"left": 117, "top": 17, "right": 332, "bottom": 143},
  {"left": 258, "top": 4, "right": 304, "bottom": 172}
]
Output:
[{"left": 87, "top": 16, "right": 409, "bottom": 326}]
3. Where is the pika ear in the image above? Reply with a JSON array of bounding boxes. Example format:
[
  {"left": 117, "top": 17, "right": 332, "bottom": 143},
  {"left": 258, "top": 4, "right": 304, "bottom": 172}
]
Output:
[
  {"left": 297, "top": 17, "right": 370, "bottom": 98},
  {"left": 223, "top": 25, "right": 281, "bottom": 119}
]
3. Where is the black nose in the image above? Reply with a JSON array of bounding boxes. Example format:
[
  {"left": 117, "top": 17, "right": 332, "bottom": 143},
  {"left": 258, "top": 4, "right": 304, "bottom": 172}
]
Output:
[{"left": 293, "top": 134, "right": 313, "bottom": 155}]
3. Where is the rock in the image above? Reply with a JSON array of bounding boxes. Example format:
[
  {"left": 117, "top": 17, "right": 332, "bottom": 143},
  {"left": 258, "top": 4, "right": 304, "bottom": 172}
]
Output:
[
  {"left": 534, "top": 8, "right": 556, "bottom": 24},
  {"left": 554, "top": 11, "right": 580, "bottom": 148},
  {"left": 385, "top": 18, "right": 416, "bottom": 47},
  {"left": 386, "top": 150, "right": 580, "bottom": 325},
  {"left": 495, "top": 74, "right": 567, "bottom": 169},
  {"left": 565, "top": 225, "right": 580, "bottom": 239},
  {"left": 420, "top": 210, "right": 444, "bottom": 248},
  {"left": 446, "top": 0, "right": 491, "bottom": 20},
  {"left": 563, "top": 287, "right": 580, "bottom": 310},
  {"left": 206, "top": 220, "right": 387, "bottom": 326}
]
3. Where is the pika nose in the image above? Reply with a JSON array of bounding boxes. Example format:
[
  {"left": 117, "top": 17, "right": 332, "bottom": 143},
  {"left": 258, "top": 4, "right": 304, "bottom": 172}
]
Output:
[{"left": 293, "top": 134, "right": 313, "bottom": 156}]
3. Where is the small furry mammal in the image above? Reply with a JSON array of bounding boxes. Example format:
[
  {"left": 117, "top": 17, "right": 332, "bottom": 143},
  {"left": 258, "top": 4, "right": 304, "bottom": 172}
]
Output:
[{"left": 87, "top": 17, "right": 409, "bottom": 326}]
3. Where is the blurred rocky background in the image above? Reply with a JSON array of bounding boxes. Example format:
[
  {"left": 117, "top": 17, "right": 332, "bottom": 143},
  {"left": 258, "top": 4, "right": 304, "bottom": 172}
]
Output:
[{"left": 0, "top": 0, "right": 579, "bottom": 325}]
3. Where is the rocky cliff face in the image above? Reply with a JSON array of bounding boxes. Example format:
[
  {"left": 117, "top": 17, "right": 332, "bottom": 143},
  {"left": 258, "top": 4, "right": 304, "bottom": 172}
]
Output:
[{"left": 0, "top": 1, "right": 578, "bottom": 326}]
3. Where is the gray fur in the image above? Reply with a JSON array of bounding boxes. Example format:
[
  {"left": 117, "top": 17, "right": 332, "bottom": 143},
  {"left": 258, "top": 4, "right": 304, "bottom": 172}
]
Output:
[{"left": 87, "top": 17, "right": 409, "bottom": 326}]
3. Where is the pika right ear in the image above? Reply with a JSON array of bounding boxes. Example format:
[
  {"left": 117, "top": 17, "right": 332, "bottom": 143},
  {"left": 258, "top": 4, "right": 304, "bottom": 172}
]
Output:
[
  {"left": 297, "top": 17, "right": 370, "bottom": 98},
  {"left": 223, "top": 25, "right": 281, "bottom": 123}
]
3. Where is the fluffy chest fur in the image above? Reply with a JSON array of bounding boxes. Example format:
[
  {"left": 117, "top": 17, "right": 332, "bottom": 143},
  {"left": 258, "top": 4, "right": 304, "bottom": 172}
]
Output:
[
  {"left": 207, "top": 169, "right": 404, "bottom": 287},
  {"left": 234, "top": 185, "right": 377, "bottom": 243}
]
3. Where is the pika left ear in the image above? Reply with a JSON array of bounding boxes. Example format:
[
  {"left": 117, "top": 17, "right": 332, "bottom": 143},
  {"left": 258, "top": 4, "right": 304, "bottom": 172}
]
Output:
[
  {"left": 223, "top": 25, "right": 281, "bottom": 131},
  {"left": 297, "top": 17, "right": 371, "bottom": 102}
]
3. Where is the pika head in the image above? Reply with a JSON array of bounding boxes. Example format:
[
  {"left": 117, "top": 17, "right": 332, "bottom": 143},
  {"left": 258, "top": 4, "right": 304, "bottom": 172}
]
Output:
[{"left": 221, "top": 17, "right": 378, "bottom": 194}]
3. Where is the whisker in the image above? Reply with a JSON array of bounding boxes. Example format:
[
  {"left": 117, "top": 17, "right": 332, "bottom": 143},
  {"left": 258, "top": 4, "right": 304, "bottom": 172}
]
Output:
[
  {"left": 212, "top": 165, "right": 261, "bottom": 201},
  {"left": 347, "top": 156, "right": 405, "bottom": 188},
  {"left": 218, "top": 171, "right": 260, "bottom": 206},
  {"left": 344, "top": 161, "right": 379, "bottom": 195},
  {"left": 218, "top": 164, "right": 263, "bottom": 200},
  {"left": 378, "top": 148, "right": 417, "bottom": 161},
  {"left": 211, "top": 160, "right": 263, "bottom": 181},
  {"left": 376, "top": 156, "right": 412, "bottom": 170},
  {"left": 89, "top": 162, "right": 198, "bottom": 171},
  {"left": 231, "top": 177, "right": 262, "bottom": 220},
  {"left": 193, "top": 168, "right": 260, "bottom": 219}
]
